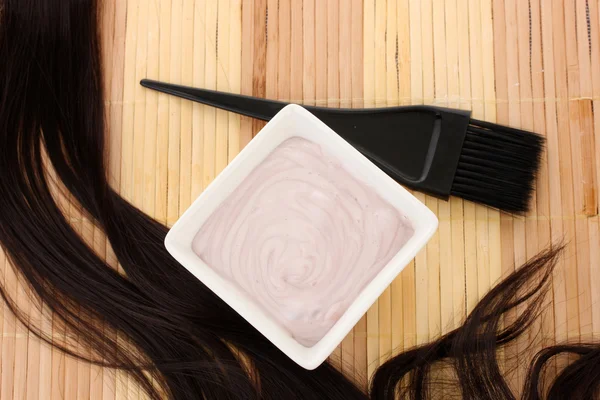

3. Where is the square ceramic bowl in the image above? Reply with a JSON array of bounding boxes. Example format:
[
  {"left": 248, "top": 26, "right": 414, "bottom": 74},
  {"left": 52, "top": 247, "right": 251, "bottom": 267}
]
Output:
[{"left": 164, "top": 104, "right": 438, "bottom": 370}]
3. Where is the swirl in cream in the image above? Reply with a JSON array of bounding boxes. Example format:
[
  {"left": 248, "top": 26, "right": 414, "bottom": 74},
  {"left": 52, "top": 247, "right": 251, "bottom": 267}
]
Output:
[{"left": 192, "top": 137, "right": 414, "bottom": 346}]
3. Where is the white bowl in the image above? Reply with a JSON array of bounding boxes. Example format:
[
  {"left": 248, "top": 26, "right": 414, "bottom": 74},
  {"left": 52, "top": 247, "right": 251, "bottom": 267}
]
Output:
[{"left": 164, "top": 104, "right": 438, "bottom": 370}]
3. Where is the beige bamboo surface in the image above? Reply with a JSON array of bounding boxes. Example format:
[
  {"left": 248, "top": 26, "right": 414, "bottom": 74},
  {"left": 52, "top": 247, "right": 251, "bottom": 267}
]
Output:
[{"left": 1, "top": 0, "right": 600, "bottom": 398}]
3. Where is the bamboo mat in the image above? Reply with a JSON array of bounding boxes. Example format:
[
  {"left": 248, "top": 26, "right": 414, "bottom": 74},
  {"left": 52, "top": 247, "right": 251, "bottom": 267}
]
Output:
[{"left": 1, "top": 0, "right": 600, "bottom": 398}]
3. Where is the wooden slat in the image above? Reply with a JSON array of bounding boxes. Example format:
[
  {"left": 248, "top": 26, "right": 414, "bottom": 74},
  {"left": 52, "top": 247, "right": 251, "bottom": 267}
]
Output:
[
  {"left": 266, "top": 0, "right": 279, "bottom": 100},
  {"left": 239, "top": 0, "right": 254, "bottom": 147},
  {"left": 37, "top": 304, "right": 53, "bottom": 400},
  {"left": 302, "top": 0, "right": 316, "bottom": 107},
  {"left": 290, "top": 0, "right": 303, "bottom": 105},
  {"left": 278, "top": 0, "right": 291, "bottom": 102},
  {"left": 13, "top": 278, "right": 28, "bottom": 400},
  {"left": 156, "top": 0, "right": 173, "bottom": 224},
  {"left": 214, "top": 0, "right": 230, "bottom": 181},
  {"left": 25, "top": 269, "right": 41, "bottom": 394},
  {"left": 0, "top": 252, "right": 4, "bottom": 397},
  {"left": 132, "top": 0, "right": 149, "bottom": 210},
  {"left": 190, "top": 0, "right": 206, "bottom": 202},
  {"left": 142, "top": 0, "right": 159, "bottom": 219},
  {"left": 1, "top": 261, "right": 17, "bottom": 400},
  {"left": 252, "top": 0, "right": 267, "bottom": 136},
  {"left": 228, "top": 0, "right": 243, "bottom": 162},
  {"left": 178, "top": 0, "right": 195, "bottom": 211},
  {"left": 166, "top": 0, "right": 183, "bottom": 227}
]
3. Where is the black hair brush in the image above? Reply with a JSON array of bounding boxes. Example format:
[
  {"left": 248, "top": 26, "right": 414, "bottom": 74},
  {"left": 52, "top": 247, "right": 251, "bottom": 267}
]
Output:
[{"left": 140, "top": 79, "right": 544, "bottom": 213}]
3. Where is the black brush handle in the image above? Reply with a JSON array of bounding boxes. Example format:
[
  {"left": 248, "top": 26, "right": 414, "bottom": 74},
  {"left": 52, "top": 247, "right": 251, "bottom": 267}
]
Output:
[
  {"left": 141, "top": 79, "right": 286, "bottom": 120},
  {"left": 140, "top": 79, "right": 472, "bottom": 198}
]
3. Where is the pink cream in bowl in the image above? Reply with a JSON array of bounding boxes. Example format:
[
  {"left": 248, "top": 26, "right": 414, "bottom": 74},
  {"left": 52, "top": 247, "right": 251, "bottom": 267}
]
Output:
[{"left": 192, "top": 137, "right": 414, "bottom": 346}]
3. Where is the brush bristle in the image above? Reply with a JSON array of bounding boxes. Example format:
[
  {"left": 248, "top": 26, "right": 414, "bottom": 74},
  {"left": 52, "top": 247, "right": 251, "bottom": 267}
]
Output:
[{"left": 450, "top": 119, "right": 545, "bottom": 213}]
